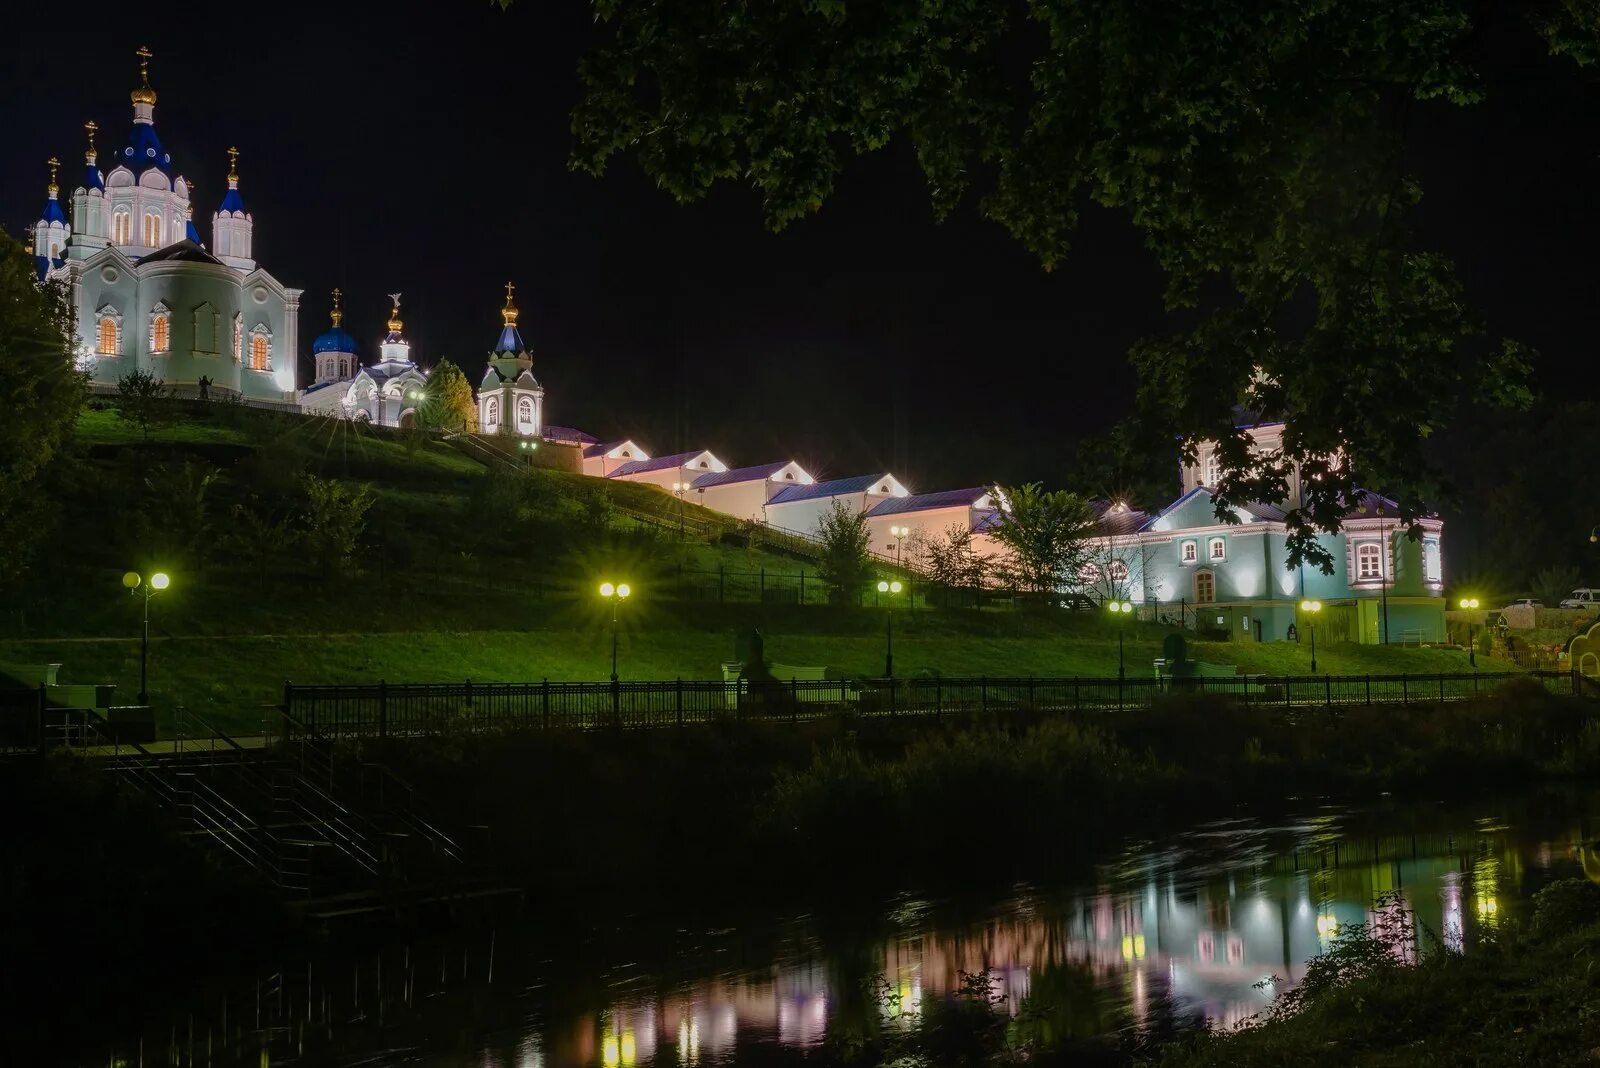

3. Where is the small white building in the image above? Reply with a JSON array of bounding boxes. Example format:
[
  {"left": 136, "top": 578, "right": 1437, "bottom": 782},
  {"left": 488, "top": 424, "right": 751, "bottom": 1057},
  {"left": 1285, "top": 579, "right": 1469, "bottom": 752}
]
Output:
[
  {"left": 478, "top": 283, "right": 544, "bottom": 439},
  {"left": 863, "top": 487, "right": 1002, "bottom": 559},
  {"left": 581, "top": 439, "right": 651, "bottom": 478},
  {"left": 765, "top": 473, "right": 909, "bottom": 539},
  {"left": 298, "top": 291, "right": 427, "bottom": 426},
  {"left": 690, "top": 460, "right": 814, "bottom": 522},
  {"left": 608, "top": 449, "right": 727, "bottom": 492}
]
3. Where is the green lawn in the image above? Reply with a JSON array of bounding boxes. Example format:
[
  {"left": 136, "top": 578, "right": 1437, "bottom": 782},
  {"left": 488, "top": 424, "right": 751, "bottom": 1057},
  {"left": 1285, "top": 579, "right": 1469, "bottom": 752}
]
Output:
[{"left": 2, "top": 404, "right": 1504, "bottom": 734}]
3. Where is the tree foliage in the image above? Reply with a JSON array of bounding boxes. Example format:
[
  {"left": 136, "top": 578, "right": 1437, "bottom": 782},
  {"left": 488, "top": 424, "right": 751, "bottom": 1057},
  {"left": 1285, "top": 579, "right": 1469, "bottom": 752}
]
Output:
[
  {"left": 300, "top": 474, "right": 374, "bottom": 576},
  {"left": 814, "top": 499, "right": 872, "bottom": 598},
  {"left": 922, "top": 523, "right": 987, "bottom": 592},
  {"left": 569, "top": 0, "right": 1596, "bottom": 567},
  {"left": 987, "top": 483, "right": 1097, "bottom": 594},
  {"left": 116, "top": 367, "right": 171, "bottom": 443},
  {"left": 0, "top": 235, "right": 85, "bottom": 583},
  {"left": 424, "top": 357, "right": 477, "bottom": 432}
]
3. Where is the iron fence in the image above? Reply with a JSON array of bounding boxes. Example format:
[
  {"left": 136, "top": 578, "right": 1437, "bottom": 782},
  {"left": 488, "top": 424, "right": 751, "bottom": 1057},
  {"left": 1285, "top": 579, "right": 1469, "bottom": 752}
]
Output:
[{"left": 279, "top": 670, "right": 1583, "bottom": 741}]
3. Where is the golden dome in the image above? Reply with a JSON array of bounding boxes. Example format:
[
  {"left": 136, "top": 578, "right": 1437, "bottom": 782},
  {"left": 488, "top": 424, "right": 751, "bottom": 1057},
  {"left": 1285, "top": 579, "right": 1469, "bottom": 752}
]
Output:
[
  {"left": 501, "top": 281, "right": 519, "bottom": 327},
  {"left": 130, "top": 46, "right": 157, "bottom": 106},
  {"left": 46, "top": 157, "right": 60, "bottom": 197},
  {"left": 387, "top": 292, "right": 404, "bottom": 334}
]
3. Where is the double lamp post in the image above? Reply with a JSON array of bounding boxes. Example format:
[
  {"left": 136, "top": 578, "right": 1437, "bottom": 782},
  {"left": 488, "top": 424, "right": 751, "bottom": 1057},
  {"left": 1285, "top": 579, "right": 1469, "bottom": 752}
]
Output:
[{"left": 122, "top": 570, "right": 171, "bottom": 705}]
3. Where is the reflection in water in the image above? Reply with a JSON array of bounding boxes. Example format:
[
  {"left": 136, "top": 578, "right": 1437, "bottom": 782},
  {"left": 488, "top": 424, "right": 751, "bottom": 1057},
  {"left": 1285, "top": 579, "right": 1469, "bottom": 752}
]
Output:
[{"left": 89, "top": 799, "right": 1599, "bottom": 1067}]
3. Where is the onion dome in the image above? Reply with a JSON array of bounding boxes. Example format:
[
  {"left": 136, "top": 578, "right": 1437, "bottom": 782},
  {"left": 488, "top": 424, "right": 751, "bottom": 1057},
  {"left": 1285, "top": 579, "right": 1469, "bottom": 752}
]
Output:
[
  {"left": 218, "top": 147, "right": 246, "bottom": 214},
  {"left": 81, "top": 121, "right": 104, "bottom": 191},
  {"left": 120, "top": 46, "right": 173, "bottom": 176},
  {"left": 494, "top": 281, "right": 526, "bottom": 353},
  {"left": 312, "top": 288, "right": 359, "bottom": 354},
  {"left": 37, "top": 158, "right": 67, "bottom": 226},
  {"left": 385, "top": 293, "right": 405, "bottom": 343}
]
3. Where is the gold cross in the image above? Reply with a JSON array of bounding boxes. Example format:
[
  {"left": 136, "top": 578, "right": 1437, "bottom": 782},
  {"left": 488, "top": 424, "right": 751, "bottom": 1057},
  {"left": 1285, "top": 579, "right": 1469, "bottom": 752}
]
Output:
[{"left": 136, "top": 46, "right": 152, "bottom": 84}]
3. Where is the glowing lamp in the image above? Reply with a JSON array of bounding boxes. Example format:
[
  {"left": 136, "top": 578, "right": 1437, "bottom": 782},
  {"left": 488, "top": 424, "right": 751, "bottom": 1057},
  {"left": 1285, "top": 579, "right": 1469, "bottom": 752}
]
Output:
[
  {"left": 150, "top": 572, "right": 170, "bottom": 591},
  {"left": 616, "top": 583, "right": 631, "bottom": 599},
  {"left": 122, "top": 571, "right": 141, "bottom": 589},
  {"left": 1458, "top": 597, "right": 1479, "bottom": 610},
  {"left": 599, "top": 582, "right": 615, "bottom": 598},
  {"left": 1299, "top": 599, "right": 1322, "bottom": 613},
  {"left": 877, "top": 581, "right": 889, "bottom": 593}
]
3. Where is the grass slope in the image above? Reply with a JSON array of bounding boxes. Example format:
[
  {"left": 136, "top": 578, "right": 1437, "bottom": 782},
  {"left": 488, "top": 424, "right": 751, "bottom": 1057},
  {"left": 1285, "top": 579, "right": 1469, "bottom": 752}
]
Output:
[{"left": 2, "top": 403, "right": 1501, "bottom": 732}]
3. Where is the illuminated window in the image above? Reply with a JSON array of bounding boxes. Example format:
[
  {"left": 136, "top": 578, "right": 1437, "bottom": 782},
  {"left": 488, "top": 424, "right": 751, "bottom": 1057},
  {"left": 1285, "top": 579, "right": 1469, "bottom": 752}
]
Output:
[
  {"left": 151, "top": 311, "right": 170, "bottom": 353},
  {"left": 485, "top": 397, "right": 499, "bottom": 428},
  {"left": 1201, "top": 451, "right": 1220, "bottom": 487},
  {"left": 1209, "top": 537, "right": 1226, "bottom": 561},
  {"left": 1194, "top": 569, "right": 1215, "bottom": 604},
  {"left": 1357, "top": 542, "right": 1383, "bottom": 580},
  {"left": 49, "top": 242, "right": 59, "bottom": 260},
  {"left": 518, "top": 397, "right": 533, "bottom": 427},
  {"left": 1424, "top": 541, "right": 1442, "bottom": 583},
  {"left": 142, "top": 211, "right": 162, "bottom": 246},
  {"left": 1181, "top": 540, "right": 1198, "bottom": 564},
  {"left": 249, "top": 334, "right": 269, "bottom": 371},
  {"left": 97, "top": 317, "right": 119, "bottom": 355},
  {"left": 1078, "top": 562, "right": 1100, "bottom": 587},
  {"left": 112, "top": 209, "right": 131, "bottom": 244},
  {"left": 1108, "top": 560, "right": 1129, "bottom": 582}
]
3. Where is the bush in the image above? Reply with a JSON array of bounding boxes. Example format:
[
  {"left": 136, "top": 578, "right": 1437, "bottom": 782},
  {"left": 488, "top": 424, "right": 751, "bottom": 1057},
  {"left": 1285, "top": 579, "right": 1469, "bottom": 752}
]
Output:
[{"left": 1532, "top": 878, "right": 1600, "bottom": 932}]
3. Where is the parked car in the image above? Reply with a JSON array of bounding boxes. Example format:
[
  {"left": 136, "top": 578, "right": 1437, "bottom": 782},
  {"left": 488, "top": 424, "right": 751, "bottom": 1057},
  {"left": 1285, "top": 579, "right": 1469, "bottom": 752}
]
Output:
[
  {"left": 1504, "top": 598, "right": 1543, "bottom": 609},
  {"left": 1559, "top": 589, "right": 1600, "bottom": 609}
]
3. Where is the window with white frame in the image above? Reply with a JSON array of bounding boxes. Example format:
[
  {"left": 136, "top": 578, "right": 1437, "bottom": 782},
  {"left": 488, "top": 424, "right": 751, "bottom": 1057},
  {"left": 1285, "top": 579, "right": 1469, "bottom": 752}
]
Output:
[
  {"left": 484, "top": 396, "right": 500, "bottom": 429},
  {"left": 1424, "top": 541, "right": 1442, "bottom": 583},
  {"left": 517, "top": 397, "right": 533, "bottom": 428},
  {"left": 112, "top": 209, "right": 131, "bottom": 244},
  {"left": 142, "top": 211, "right": 162, "bottom": 247},
  {"left": 1356, "top": 542, "right": 1383, "bottom": 580},
  {"left": 1181, "top": 540, "right": 1198, "bottom": 564},
  {"left": 248, "top": 327, "right": 271, "bottom": 371},
  {"left": 96, "top": 315, "right": 120, "bottom": 355},
  {"left": 1201, "top": 451, "right": 1221, "bottom": 487},
  {"left": 1209, "top": 537, "right": 1226, "bottom": 561},
  {"left": 150, "top": 303, "right": 171, "bottom": 353},
  {"left": 1108, "top": 560, "right": 1130, "bottom": 582},
  {"left": 1078, "top": 561, "right": 1100, "bottom": 587}
]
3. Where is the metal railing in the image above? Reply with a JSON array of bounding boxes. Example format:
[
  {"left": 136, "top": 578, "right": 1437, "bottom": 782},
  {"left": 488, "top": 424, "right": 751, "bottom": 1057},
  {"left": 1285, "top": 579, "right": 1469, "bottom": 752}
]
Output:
[{"left": 280, "top": 670, "right": 1584, "bottom": 740}]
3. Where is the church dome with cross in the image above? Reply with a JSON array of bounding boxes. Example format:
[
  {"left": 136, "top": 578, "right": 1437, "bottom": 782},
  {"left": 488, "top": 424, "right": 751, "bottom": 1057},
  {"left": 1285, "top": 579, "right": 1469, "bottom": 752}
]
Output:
[
  {"left": 28, "top": 46, "right": 302, "bottom": 406},
  {"left": 478, "top": 282, "right": 545, "bottom": 438}
]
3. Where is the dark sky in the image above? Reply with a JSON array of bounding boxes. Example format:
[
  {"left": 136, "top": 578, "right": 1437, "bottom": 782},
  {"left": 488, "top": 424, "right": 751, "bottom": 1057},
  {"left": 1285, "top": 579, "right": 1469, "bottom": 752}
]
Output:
[{"left": 6, "top": 6, "right": 1596, "bottom": 500}]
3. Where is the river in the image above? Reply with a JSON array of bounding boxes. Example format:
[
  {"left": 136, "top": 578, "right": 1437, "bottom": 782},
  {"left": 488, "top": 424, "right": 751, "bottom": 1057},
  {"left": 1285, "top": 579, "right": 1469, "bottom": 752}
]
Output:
[{"left": 86, "top": 789, "right": 1600, "bottom": 1066}]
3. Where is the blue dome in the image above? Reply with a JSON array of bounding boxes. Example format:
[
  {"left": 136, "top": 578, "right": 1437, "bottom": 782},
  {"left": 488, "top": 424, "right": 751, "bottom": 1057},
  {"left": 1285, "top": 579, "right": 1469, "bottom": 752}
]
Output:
[
  {"left": 218, "top": 187, "right": 246, "bottom": 214},
  {"left": 120, "top": 122, "right": 173, "bottom": 178},
  {"left": 312, "top": 327, "right": 358, "bottom": 354},
  {"left": 38, "top": 198, "right": 67, "bottom": 225},
  {"left": 82, "top": 164, "right": 104, "bottom": 192}
]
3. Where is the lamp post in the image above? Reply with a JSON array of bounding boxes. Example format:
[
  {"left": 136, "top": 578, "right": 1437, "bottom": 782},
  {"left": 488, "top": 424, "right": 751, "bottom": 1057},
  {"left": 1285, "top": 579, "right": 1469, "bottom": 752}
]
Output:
[
  {"left": 1299, "top": 599, "right": 1322, "bottom": 673},
  {"left": 1459, "top": 597, "right": 1480, "bottom": 666},
  {"left": 877, "top": 579, "right": 903, "bottom": 677},
  {"left": 599, "top": 581, "right": 632, "bottom": 682},
  {"left": 1108, "top": 599, "right": 1134, "bottom": 680},
  {"left": 519, "top": 438, "right": 539, "bottom": 470},
  {"left": 672, "top": 481, "right": 690, "bottom": 538},
  {"left": 122, "top": 570, "right": 170, "bottom": 705},
  {"left": 889, "top": 524, "right": 910, "bottom": 569}
]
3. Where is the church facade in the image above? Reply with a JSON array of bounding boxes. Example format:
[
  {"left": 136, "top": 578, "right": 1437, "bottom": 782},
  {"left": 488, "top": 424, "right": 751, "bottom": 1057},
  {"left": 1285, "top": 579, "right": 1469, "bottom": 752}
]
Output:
[
  {"left": 298, "top": 291, "right": 429, "bottom": 427},
  {"left": 31, "top": 48, "right": 300, "bottom": 406}
]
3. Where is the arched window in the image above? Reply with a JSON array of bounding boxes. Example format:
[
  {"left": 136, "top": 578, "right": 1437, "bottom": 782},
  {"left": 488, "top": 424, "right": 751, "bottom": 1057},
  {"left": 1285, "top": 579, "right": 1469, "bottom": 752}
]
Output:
[
  {"left": 1180, "top": 540, "right": 1198, "bottom": 564},
  {"left": 97, "top": 317, "right": 119, "bottom": 355},
  {"left": 1194, "top": 569, "right": 1216, "bottom": 604},
  {"left": 112, "top": 209, "right": 131, "bottom": 244},
  {"left": 1424, "top": 541, "right": 1442, "bottom": 583},
  {"left": 1108, "top": 560, "right": 1130, "bottom": 583},
  {"left": 151, "top": 312, "right": 170, "bottom": 353},
  {"left": 192, "top": 303, "right": 218, "bottom": 354},
  {"left": 1078, "top": 562, "right": 1100, "bottom": 587},
  {"left": 49, "top": 242, "right": 59, "bottom": 260},
  {"left": 1209, "top": 537, "right": 1226, "bottom": 561},
  {"left": 1201, "top": 451, "right": 1221, "bottom": 487},
  {"left": 249, "top": 334, "right": 270, "bottom": 371},
  {"left": 485, "top": 397, "right": 499, "bottom": 428},
  {"left": 1356, "top": 542, "right": 1383, "bottom": 580},
  {"left": 517, "top": 397, "right": 533, "bottom": 427},
  {"left": 142, "top": 212, "right": 162, "bottom": 247}
]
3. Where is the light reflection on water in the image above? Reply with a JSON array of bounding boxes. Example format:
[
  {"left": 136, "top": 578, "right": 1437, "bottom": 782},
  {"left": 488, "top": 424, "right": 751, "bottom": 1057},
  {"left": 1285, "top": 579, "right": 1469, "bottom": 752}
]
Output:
[{"left": 92, "top": 800, "right": 1600, "bottom": 1067}]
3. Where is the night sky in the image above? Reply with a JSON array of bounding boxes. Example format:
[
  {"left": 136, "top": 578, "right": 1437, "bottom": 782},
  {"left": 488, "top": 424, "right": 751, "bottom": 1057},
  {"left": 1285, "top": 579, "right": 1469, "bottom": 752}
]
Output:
[{"left": 6, "top": 6, "right": 1597, "bottom": 504}]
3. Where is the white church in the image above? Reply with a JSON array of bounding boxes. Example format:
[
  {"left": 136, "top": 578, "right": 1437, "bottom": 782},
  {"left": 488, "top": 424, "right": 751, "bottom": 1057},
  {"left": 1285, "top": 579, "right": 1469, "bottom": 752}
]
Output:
[{"left": 31, "top": 47, "right": 301, "bottom": 407}]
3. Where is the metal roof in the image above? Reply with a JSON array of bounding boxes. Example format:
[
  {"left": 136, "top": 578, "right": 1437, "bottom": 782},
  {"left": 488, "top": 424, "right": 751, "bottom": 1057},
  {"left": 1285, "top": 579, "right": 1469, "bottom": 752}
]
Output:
[
  {"left": 691, "top": 461, "right": 794, "bottom": 490},
  {"left": 866, "top": 487, "right": 988, "bottom": 517},
  {"left": 767, "top": 473, "right": 893, "bottom": 506}
]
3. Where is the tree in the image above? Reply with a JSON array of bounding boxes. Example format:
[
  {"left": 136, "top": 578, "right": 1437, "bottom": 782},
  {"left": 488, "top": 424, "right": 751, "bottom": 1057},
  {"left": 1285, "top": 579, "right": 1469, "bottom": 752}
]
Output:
[
  {"left": 568, "top": 1, "right": 1592, "bottom": 567},
  {"left": 300, "top": 474, "right": 374, "bottom": 576},
  {"left": 814, "top": 499, "right": 872, "bottom": 600},
  {"left": 923, "top": 523, "right": 988, "bottom": 596},
  {"left": 116, "top": 367, "right": 171, "bottom": 443},
  {"left": 143, "top": 461, "right": 220, "bottom": 573},
  {"left": 423, "top": 358, "right": 477, "bottom": 432},
  {"left": 0, "top": 235, "right": 85, "bottom": 585},
  {"left": 1533, "top": 565, "right": 1581, "bottom": 609},
  {"left": 987, "top": 483, "right": 1097, "bottom": 594},
  {"left": 229, "top": 500, "right": 297, "bottom": 590}
]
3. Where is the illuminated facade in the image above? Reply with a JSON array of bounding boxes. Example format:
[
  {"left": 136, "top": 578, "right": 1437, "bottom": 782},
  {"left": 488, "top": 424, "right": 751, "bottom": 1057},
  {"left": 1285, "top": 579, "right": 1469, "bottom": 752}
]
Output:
[
  {"left": 478, "top": 283, "right": 544, "bottom": 439},
  {"left": 30, "top": 48, "right": 301, "bottom": 406},
  {"left": 297, "top": 292, "right": 429, "bottom": 427}
]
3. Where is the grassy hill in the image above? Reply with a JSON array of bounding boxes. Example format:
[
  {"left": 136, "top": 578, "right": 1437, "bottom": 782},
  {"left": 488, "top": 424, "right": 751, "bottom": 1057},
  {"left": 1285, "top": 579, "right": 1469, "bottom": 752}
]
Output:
[{"left": 1, "top": 402, "right": 1501, "bottom": 733}]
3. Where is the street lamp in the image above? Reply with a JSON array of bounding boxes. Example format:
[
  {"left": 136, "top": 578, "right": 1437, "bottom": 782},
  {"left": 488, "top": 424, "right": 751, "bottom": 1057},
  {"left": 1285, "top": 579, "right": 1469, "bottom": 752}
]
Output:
[
  {"left": 1299, "top": 599, "right": 1322, "bottom": 673},
  {"left": 1459, "top": 596, "right": 1481, "bottom": 666},
  {"left": 518, "top": 438, "right": 539, "bottom": 469},
  {"left": 671, "top": 481, "right": 691, "bottom": 538},
  {"left": 599, "top": 581, "right": 632, "bottom": 683},
  {"left": 889, "top": 524, "right": 910, "bottom": 569},
  {"left": 877, "top": 579, "right": 903, "bottom": 677},
  {"left": 122, "top": 570, "right": 171, "bottom": 705},
  {"left": 1108, "top": 599, "right": 1134, "bottom": 680}
]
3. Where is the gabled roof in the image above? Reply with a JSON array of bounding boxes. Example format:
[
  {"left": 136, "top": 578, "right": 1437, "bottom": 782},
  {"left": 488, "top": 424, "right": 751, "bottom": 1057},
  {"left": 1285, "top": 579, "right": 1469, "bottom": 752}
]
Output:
[
  {"left": 609, "top": 449, "right": 719, "bottom": 477},
  {"left": 582, "top": 438, "right": 637, "bottom": 458},
  {"left": 691, "top": 461, "right": 794, "bottom": 490},
  {"left": 867, "top": 487, "right": 988, "bottom": 517},
  {"left": 137, "top": 238, "right": 222, "bottom": 265},
  {"left": 768, "top": 473, "right": 898, "bottom": 506}
]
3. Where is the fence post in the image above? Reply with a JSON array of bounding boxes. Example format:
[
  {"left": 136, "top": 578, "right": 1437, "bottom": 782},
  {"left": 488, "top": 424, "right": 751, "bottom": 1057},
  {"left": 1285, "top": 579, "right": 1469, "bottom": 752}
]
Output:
[
  {"left": 1324, "top": 674, "right": 1331, "bottom": 707},
  {"left": 1402, "top": 674, "right": 1408, "bottom": 705},
  {"left": 981, "top": 675, "right": 988, "bottom": 714},
  {"left": 379, "top": 679, "right": 388, "bottom": 739},
  {"left": 676, "top": 677, "right": 684, "bottom": 727},
  {"left": 790, "top": 677, "right": 798, "bottom": 722},
  {"left": 1284, "top": 677, "right": 1290, "bottom": 710},
  {"left": 889, "top": 676, "right": 898, "bottom": 716},
  {"left": 466, "top": 678, "right": 474, "bottom": 709},
  {"left": 935, "top": 676, "right": 942, "bottom": 719},
  {"left": 1365, "top": 674, "right": 1371, "bottom": 705}
]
